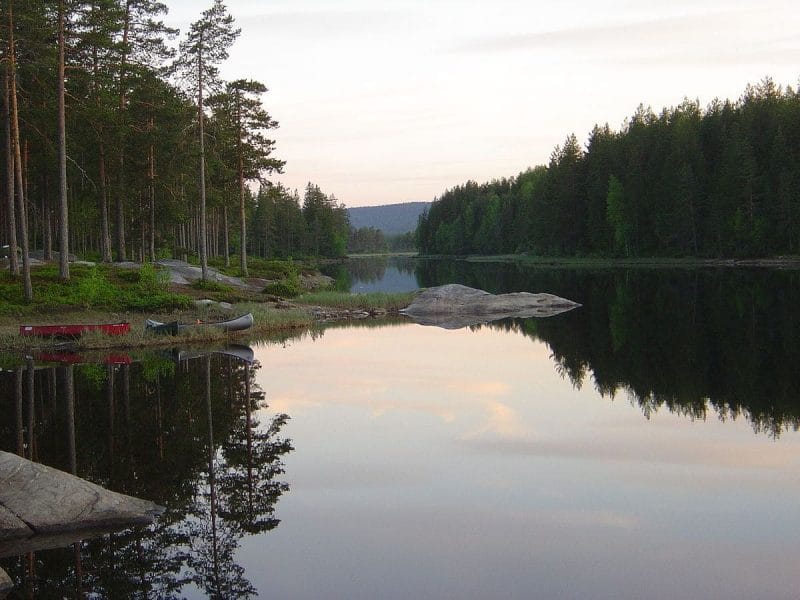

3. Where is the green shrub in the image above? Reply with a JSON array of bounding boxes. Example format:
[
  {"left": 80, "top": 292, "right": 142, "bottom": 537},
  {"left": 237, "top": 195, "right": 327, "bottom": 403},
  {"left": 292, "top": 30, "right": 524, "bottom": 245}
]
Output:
[
  {"left": 264, "top": 274, "right": 302, "bottom": 298},
  {"left": 190, "top": 279, "right": 233, "bottom": 293},
  {"left": 76, "top": 266, "right": 116, "bottom": 308},
  {"left": 137, "top": 263, "right": 170, "bottom": 294}
]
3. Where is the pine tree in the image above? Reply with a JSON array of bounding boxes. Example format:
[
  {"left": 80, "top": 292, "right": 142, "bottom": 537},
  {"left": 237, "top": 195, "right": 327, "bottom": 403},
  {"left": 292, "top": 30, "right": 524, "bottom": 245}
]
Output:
[
  {"left": 175, "top": 0, "right": 240, "bottom": 281},
  {"left": 208, "top": 79, "right": 283, "bottom": 275}
]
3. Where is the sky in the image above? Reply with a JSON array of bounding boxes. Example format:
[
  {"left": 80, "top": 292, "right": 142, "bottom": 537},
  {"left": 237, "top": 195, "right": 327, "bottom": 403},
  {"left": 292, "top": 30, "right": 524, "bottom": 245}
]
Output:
[{"left": 166, "top": 0, "right": 800, "bottom": 207}]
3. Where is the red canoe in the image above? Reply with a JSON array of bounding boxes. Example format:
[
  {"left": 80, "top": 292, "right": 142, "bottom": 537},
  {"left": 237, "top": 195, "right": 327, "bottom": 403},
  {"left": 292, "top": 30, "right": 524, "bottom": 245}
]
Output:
[{"left": 19, "top": 322, "right": 131, "bottom": 338}]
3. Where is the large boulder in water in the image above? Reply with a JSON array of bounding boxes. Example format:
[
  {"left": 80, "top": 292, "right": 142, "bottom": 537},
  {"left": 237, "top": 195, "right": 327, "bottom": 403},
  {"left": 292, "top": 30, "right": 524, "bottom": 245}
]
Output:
[
  {"left": 0, "top": 451, "right": 163, "bottom": 559},
  {"left": 400, "top": 283, "right": 580, "bottom": 329}
]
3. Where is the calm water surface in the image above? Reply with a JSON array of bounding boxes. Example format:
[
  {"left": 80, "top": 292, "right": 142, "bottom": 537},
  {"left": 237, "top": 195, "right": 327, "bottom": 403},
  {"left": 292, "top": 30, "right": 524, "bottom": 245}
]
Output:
[{"left": 3, "top": 261, "right": 800, "bottom": 599}]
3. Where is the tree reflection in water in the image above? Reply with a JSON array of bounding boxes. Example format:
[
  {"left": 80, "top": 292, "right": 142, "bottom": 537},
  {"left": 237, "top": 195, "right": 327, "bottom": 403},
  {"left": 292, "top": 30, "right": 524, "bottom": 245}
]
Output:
[
  {"left": 0, "top": 348, "right": 292, "bottom": 598},
  {"left": 415, "top": 260, "right": 800, "bottom": 437}
]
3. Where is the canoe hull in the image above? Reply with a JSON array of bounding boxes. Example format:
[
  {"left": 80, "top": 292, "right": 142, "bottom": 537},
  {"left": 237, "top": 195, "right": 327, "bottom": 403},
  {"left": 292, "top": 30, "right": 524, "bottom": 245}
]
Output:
[
  {"left": 145, "top": 313, "right": 253, "bottom": 336},
  {"left": 19, "top": 323, "right": 130, "bottom": 338}
]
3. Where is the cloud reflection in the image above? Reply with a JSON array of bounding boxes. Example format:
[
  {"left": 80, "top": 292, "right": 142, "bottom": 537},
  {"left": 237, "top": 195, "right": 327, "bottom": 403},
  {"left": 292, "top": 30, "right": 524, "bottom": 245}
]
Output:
[{"left": 459, "top": 435, "right": 796, "bottom": 469}]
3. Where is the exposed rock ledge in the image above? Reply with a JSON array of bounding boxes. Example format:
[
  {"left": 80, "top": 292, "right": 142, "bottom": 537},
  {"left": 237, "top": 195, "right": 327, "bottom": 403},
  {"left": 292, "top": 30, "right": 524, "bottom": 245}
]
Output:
[
  {"left": 0, "top": 451, "right": 163, "bottom": 561},
  {"left": 400, "top": 283, "right": 581, "bottom": 329}
]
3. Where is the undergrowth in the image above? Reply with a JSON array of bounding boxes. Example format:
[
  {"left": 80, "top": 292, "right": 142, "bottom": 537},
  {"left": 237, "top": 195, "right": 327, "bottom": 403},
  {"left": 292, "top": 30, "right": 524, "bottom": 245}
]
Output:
[{"left": 0, "top": 263, "right": 192, "bottom": 314}]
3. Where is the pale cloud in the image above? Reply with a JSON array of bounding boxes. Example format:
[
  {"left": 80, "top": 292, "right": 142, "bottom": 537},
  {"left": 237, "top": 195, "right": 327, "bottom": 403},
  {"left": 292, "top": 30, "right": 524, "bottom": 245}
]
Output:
[
  {"left": 459, "top": 435, "right": 798, "bottom": 469},
  {"left": 478, "top": 400, "right": 530, "bottom": 438},
  {"left": 540, "top": 508, "right": 641, "bottom": 530},
  {"left": 446, "top": 381, "right": 512, "bottom": 396},
  {"left": 450, "top": 11, "right": 756, "bottom": 53}
]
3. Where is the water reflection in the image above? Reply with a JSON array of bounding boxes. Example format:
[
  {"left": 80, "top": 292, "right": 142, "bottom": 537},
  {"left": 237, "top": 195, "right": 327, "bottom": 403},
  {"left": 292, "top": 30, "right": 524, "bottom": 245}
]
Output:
[
  {"left": 2, "top": 264, "right": 800, "bottom": 597},
  {"left": 0, "top": 347, "right": 292, "bottom": 598},
  {"left": 324, "top": 256, "right": 419, "bottom": 293},
  {"left": 414, "top": 262, "right": 800, "bottom": 436},
  {"left": 323, "top": 259, "right": 800, "bottom": 436},
  {"left": 247, "top": 322, "right": 800, "bottom": 599}
]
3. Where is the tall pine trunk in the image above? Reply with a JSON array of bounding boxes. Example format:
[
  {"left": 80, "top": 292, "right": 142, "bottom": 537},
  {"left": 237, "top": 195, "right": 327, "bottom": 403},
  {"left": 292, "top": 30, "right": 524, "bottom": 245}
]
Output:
[
  {"left": 3, "top": 62, "right": 18, "bottom": 275},
  {"left": 197, "top": 36, "right": 208, "bottom": 281},
  {"left": 92, "top": 35, "right": 112, "bottom": 262},
  {"left": 149, "top": 137, "right": 155, "bottom": 262},
  {"left": 223, "top": 205, "right": 229, "bottom": 268},
  {"left": 114, "top": 0, "right": 133, "bottom": 263},
  {"left": 98, "top": 145, "right": 112, "bottom": 262},
  {"left": 8, "top": 0, "right": 31, "bottom": 301},
  {"left": 236, "top": 92, "right": 247, "bottom": 276},
  {"left": 57, "top": 0, "right": 70, "bottom": 279}
]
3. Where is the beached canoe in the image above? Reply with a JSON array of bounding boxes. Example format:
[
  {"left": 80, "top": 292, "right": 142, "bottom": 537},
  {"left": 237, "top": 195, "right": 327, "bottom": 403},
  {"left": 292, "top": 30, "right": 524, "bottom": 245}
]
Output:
[
  {"left": 19, "top": 322, "right": 130, "bottom": 338},
  {"left": 144, "top": 312, "right": 254, "bottom": 335}
]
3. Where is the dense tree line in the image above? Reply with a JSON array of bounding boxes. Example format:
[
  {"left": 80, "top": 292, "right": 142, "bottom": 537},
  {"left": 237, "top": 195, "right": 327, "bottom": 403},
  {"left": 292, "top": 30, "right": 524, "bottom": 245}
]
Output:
[
  {"left": 0, "top": 0, "right": 294, "bottom": 298},
  {"left": 348, "top": 226, "right": 387, "bottom": 254},
  {"left": 247, "top": 182, "right": 350, "bottom": 259},
  {"left": 418, "top": 79, "right": 800, "bottom": 258}
]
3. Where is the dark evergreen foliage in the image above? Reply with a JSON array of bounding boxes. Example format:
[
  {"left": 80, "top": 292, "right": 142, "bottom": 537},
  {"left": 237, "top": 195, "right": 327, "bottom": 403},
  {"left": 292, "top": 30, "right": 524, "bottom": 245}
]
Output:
[
  {"left": 247, "top": 182, "right": 350, "bottom": 259},
  {"left": 418, "top": 79, "right": 800, "bottom": 258},
  {"left": 0, "top": 0, "right": 298, "bottom": 282}
]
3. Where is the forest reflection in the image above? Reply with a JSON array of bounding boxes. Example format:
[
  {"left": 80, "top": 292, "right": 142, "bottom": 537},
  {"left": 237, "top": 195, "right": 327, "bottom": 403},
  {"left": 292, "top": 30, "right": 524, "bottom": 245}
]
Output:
[
  {"left": 415, "top": 260, "right": 800, "bottom": 437},
  {"left": 0, "top": 348, "right": 291, "bottom": 598},
  {"left": 323, "top": 255, "right": 418, "bottom": 291}
]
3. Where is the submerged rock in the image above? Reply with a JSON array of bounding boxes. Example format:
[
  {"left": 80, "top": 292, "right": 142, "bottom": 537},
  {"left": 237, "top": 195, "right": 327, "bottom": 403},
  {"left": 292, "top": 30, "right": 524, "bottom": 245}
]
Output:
[
  {"left": 0, "top": 451, "right": 163, "bottom": 557},
  {"left": 400, "top": 283, "right": 580, "bottom": 329}
]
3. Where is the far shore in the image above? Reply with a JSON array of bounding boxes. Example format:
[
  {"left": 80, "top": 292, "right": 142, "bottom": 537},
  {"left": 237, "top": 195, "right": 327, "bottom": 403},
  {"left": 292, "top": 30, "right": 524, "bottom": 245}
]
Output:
[{"left": 417, "top": 254, "right": 800, "bottom": 269}]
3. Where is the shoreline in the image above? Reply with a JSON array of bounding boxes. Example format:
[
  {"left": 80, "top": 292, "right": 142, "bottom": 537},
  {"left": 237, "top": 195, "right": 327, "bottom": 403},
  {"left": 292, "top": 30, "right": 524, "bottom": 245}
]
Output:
[
  {"left": 416, "top": 254, "right": 800, "bottom": 269},
  {"left": 0, "top": 299, "right": 411, "bottom": 355}
]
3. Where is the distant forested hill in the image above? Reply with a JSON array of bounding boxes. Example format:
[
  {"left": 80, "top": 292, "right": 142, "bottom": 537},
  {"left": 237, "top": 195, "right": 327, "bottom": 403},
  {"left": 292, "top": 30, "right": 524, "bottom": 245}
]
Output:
[{"left": 347, "top": 202, "right": 431, "bottom": 236}]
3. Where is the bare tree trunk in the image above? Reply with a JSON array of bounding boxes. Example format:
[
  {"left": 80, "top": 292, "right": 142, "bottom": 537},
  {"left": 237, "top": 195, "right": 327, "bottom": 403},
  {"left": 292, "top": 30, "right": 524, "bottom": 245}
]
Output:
[
  {"left": 92, "top": 35, "right": 112, "bottom": 262},
  {"left": 148, "top": 123, "right": 155, "bottom": 262},
  {"left": 44, "top": 191, "right": 52, "bottom": 261},
  {"left": 139, "top": 192, "right": 145, "bottom": 261},
  {"left": 57, "top": 0, "right": 70, "bottom": 279},
  {"left": 8, "top": 0, "right": 32, "bottom": 301},
  {"left": 197, "top": 35, "right": 208, "bottom": 280},
  {"left": 98, "top": 146, "right": 112, "bottom": 261},
  {"left": 115, "top": 151, "right": 127, "bottom": 261},
  {"left": 238, "top": 162, "right": 247, "bottom": 275},
  {"left": 236, "top": 92, "right": 248, "bottom": 276},
  {"left": 113, "top": 0, "right": 135, "bottom": 263},
  {"left": 3, "top": 64, "right": 18, "bottom": 274},
  {"left": 223, "top": 205, "right": 230, "bottom": 268}
]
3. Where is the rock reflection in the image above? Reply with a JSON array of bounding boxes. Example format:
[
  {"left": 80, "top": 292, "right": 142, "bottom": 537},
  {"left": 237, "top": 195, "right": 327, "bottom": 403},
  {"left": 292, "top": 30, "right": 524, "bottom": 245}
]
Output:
[
  {"left": 0, "top": 347, "right": 292, "bottom": 598},
  {"left": 415, "top": 262, "right": 800, "bottom": 437}
]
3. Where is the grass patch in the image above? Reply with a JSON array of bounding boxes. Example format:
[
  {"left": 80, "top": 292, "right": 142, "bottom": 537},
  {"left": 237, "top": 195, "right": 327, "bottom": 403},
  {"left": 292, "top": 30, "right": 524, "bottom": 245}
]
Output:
[
  {"left": 295, "top": 290, "right": 415, "bottom": 311},
  {"left": 208, "top": 256, "right": 309, "bottom": 280}
]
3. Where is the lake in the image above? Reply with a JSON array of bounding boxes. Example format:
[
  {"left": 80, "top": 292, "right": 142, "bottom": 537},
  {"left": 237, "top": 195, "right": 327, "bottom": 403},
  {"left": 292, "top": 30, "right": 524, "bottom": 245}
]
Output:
[{"left": 3, "top": 258, "right": 800, "bottom": 599}]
